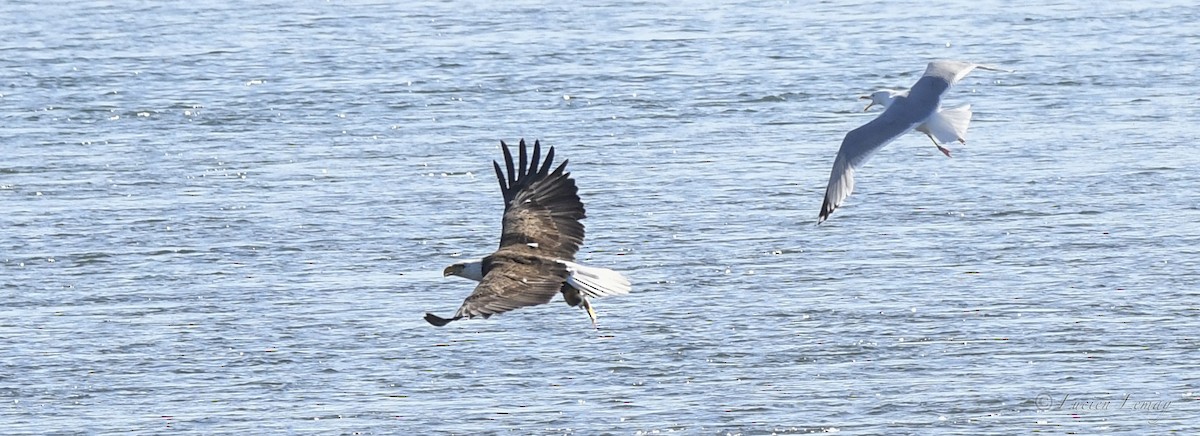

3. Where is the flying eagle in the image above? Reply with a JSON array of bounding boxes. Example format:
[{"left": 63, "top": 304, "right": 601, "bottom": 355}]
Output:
[
  {"left": 425, "top": 139, "right": 631, "bottom": 327},
  {"left": 818, "top": 60, "right": 1009, "bottom": 223}
]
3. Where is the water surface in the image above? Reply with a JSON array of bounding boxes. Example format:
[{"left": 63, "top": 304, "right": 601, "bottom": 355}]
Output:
[{"left": 2, "top": 0, "right": 1198, "bottom": 433}]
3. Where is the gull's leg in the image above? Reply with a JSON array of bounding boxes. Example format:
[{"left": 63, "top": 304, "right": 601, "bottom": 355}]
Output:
[
  {"left": 923, "top": 132, "right": 953, "bottom": 157},
  {"left": 937, "top": 144, "right": 952, "bottom": 157}
]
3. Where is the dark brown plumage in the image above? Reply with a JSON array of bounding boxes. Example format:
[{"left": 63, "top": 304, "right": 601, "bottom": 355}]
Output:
[{"left": 425, "top": 139, "right": 591, "bottom": 326}]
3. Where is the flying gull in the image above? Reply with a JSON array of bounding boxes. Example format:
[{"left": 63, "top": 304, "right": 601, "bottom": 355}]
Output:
[
  {"left": 426, "top": 139, "right": 631, "bottom": 327},
  {"left": 818, "top": 60, "right": 1008, "bottom": 223}
]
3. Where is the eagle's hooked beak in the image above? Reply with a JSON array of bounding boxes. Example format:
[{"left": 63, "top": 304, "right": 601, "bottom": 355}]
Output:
[
  {"left": 859, "top": 95, "right": 874, "bottom": 112},
  {"left": 443, "top": 264, "right": 460, "bottom": 277}
]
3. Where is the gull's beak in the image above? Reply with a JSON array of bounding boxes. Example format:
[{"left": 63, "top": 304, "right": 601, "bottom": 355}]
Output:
[
  {"left": 863, "top": 102, "right": 875, "bottom": 112},
  {"left": 859, "top": 95, "right": 873, "bottom": 112}
]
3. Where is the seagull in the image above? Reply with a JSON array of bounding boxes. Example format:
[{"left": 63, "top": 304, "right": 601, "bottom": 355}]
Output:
[
  {"left": 426, "top": 139, "right": 631, "bottom": 328},
  {"left": 818, "top": 60, "right": 1009, "bottom": 224},
  {"left": 860, "top": 90, "right": 971, "bottom": 158}
]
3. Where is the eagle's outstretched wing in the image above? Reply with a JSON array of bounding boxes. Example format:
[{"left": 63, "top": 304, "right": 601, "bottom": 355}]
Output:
[
  {"left": 425, "top": 248, "right": 569, "bottom": 326},
  {"left": 493, "top": 139, "right": 585, "bottom": 260},
  {"left": 457, "top": 250, "right": 569, "bottom": 320}
]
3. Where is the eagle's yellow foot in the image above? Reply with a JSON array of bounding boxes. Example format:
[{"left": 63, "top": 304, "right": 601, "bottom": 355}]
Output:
[{"left": 581, "top": 298, "right": 597, "bottom": 329}]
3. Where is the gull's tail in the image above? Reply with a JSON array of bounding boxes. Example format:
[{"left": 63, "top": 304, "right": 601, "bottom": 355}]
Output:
[
  {"left": 923, "top": 104, "right": 972, "bottom": 144},
  {"left": 559, "top": 260, "right": 631, "bottom": 299}
]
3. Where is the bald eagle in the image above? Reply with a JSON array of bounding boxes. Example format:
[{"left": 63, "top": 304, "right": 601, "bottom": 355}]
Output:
[{"left": 425, "top": 139, "right": 631, "bottom": 327}]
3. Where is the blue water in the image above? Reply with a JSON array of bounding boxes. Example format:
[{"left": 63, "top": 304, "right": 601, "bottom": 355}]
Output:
[{"left": 3, "top": 0, "right": 1198, "bottom": 433}]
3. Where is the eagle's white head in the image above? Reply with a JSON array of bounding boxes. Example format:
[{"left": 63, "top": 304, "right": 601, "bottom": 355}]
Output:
[
  {"left": 860, "top": 89, "right": 905, "bottom": 112},
  {"left": 443, "top": 259, "right": 485, "bottom": 281}
]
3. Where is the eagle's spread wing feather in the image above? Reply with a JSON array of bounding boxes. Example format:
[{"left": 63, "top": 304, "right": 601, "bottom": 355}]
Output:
[
  {"left": 494, "top": 139, "right": 585, "bottom": 259},
  {"left": 451, "top": 250, "right": 570, "bottom": 320}
]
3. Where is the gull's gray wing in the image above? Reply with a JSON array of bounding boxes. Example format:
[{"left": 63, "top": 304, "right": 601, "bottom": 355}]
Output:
[
  {"left": 909, "top": 60, "right": 1007, "bottom": 106},
  {"left": 818, "top": 95, "right": 939, "bottom": 223}
]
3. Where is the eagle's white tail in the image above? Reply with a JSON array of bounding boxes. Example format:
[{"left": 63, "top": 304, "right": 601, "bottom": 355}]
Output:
[
  {"left": 559, "top": 260, "right": 631, "bottom": 299},
  {"left": 922, "top": 104, "right": 972, "bottom": 144}
]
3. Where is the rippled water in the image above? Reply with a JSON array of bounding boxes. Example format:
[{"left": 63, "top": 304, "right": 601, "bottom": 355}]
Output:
[{"left": 3, "top": 0, "right": 1199, "bottom": 433}]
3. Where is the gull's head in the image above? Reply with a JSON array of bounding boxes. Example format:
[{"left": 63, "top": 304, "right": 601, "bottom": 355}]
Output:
[
  {"left": 861, "top": 89, "right": 902, "bottom": 112},
  {"left": 443, "top": 259, "right": 484, "bottom": 281}
]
